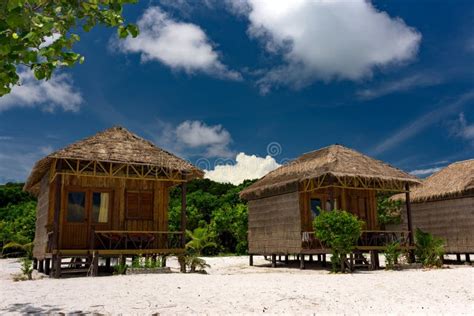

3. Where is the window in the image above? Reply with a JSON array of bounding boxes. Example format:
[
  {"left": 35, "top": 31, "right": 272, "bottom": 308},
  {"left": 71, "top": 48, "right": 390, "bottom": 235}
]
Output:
[
  {"left": 67, "top": 192, "right": 86, "bottom": 222},
  {"left": 92, "top": 192, "right": 110, "bottom": 223},
  {"left": 126, "top": 191, "right": 153, "bottom": 219},
  {"left": 310, "top": 198, "right": 321, "bottom": 218}
]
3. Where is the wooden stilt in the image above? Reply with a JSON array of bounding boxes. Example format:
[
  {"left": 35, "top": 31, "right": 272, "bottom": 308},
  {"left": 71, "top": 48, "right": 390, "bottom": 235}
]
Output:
[
  {"left": 120, "top": 255, "right": 126, "bottom": 266},
  {"left": 105, "top": 257, "right": 111, "bottom": 271},
  {"left": 322, "top": 254, "right": 327, "bottom": 267},
  {"left": 271, "top": 254, "right": 276, "bottom": 268},
  {"left": 44, "top": 258, "right": 51, "bottom": 275},
  {"left": 33, "top": 258, "right": 38, "bottom": 270},
  {"left": 38, "top": 260, "right": 44, "bottom": 273},
  {"left": 457, "top": 254, "right": 461, "bottom": 262},
  {"left": 466, "top": 254, "right": 471, "bottom": 262},
  {"left": 249, "top": 255, "right": 254, "bottom": 266},
  {"left": 285, "top": 255, "right": 289, "bottom": 264},
  {"left": 309, "top": 255, "right": 313, "bottom": 262},
  {"left": 161, "top": 255, "right": 167, "bottom": 268},
  {"left": 300, "top": 254, "right": 305, "bottom": 269},
  {"left": 91, "top": 252, "right": 99, "bottom": 277},
  {"left": 278, "top": 255, "right": 282, "bottom": 262},
  {"left": 405, "top": 184, "right": 415, "bottom": 263},
  {"left": 52, "top": 255, "right": 61, "bottom": 278}
]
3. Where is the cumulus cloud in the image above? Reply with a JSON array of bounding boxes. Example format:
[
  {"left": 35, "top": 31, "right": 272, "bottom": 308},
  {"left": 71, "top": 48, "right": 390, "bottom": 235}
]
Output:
[
  {"left": 0, "top": 69, "right": 82, "bottom": 112},
  {"left": 409, "top": 167, "right": 443, "bottom": 177},
  {"left": 233, "top": 0, "right": 421, "bottom": 93},
  {"left": 205, "top": 152, "right": 280, "bottom": 185},
  {"left": 175, "top": 120, "right": 233, "bottom": 157},
  {"left": 117, "top": 6, "right": 241, "bottom": 80},
  {"left": 151, "top": 119, "right": 234, "bottom": 158},
  {"left": 357, "top": 74, "right": 442, "bottom": 100}
]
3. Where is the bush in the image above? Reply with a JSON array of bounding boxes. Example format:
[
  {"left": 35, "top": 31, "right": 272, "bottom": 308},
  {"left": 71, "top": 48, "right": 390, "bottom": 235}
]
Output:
[
  {"left": 384, "top": 241, "right": 402, "bottom": 269},
  {"left": 415, "top": 228, "right": 444, "bottom": 267},
  {"left": 313, "top": 210, "right": 363, "bottom": 272}
]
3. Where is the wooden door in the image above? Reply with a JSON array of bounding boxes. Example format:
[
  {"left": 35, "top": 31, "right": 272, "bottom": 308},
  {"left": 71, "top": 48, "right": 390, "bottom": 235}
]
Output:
[
  {"left": 61, "top": 189, "right": 112, "bottom": 249},
  {"left": 62, "top": 190, "right": 89, "bottom": 249}
]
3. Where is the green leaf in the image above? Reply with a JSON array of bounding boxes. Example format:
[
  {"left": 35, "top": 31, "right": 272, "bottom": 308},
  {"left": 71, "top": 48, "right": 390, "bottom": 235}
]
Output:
[
  {"left": 127, "top": 24, "right": 139, "bottom": 38},
  {"left": 117, "top": 25, "right": 128, "bottom": 39}
]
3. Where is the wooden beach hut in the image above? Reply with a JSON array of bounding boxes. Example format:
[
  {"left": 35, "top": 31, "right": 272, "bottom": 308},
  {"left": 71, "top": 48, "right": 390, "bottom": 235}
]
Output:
[
  {"left": 393, "top": 159, "right": 474, "bottom": 262},
  {"left": 24, "top": 126, "right": 203, "bottom": 277},
  {"left": 240, "top": 145, "right": 420, "bottom": 269}
]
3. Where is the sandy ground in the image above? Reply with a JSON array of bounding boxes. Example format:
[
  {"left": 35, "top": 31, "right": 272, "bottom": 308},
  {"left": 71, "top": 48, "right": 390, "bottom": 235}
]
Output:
[{"left": 0, "top": 256, "right": 473, "bottom": 315}]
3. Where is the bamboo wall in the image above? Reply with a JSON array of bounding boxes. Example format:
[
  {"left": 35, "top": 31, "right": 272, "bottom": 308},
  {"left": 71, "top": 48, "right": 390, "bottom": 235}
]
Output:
[
  {"left": 399, "top": 196, "right": 474, "bottom": 253},
  {"left": 32, "top": 172, "right": 52, "bottom": 259},
  {"left": 248, "top": 191, "right": 302, "bottom": 255}
]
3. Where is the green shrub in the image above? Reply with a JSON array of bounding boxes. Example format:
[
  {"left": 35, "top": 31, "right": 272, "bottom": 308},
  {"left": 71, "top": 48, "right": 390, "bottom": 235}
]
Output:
[
  {"left": 313, "top": 210, "right": 363, "bottom": 272},
  {"left": 415, "top": 228, "right": 444, "bottom": 267},
  {"left": 384, "top": 241, "right": 402, "bottom": 269},
  {"left": 114, "top": 263, "right": 128, "bottom": 275}
]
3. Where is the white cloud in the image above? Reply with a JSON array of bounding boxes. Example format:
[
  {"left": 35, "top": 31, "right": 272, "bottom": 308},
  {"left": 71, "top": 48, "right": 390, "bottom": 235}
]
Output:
[
  {"left": 409, "top": 167, "right": 443, "bottom": 177},
  {"left": 150, "top": 119, "right": 234, "bottom": 158},
  {"left": 205, "top": 152, "right": 280, "bottom": 185},
  {"left": 450, "top": 112, "right": 474, "bottom": 142},
  {"left": 118, "top": 6, "right": 241, "bottom": 80},
  {"left": 371, "top": 91, "right": 474, "bottom": 155},
  {"left": 357, "top": 74, "right": 442, "bottom": 100},
  {"left": 0, "top": 69, "right": 82, "bottom": 112},
  {"left": 234, "top": 0, "right": 421, "bottom": 93},
  {"left": 39, "top": 33, "right": 61, "bottom": 49}
]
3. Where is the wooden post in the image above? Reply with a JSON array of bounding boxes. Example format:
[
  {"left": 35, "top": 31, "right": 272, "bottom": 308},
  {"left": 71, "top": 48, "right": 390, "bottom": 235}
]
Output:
[
  {"left": 44, "top": 258, "right": 51, "bottom": 275},
  {"left": 38, "top": 260, "right": 44, "bottom": 273},
  {"left": 33, "top": 258, "right": 38, "bottom": 270},
  {"left": 285, "top": 255, "right": 289, "bottom": 264},
  {"left": 349, "top": 253, "right": 354, "bottom": 272},
  {"left": 271, "top": 254, "right": 276, "bottom": 268},
  {"left": 52, "top": 254, "right": 61, "bottom": 278},
  {"left": 309, "top": 255, "right": 313, "bottom": 262},
  {"left": 466, "top": 254, "right": 471, "bottom": 262},
  {"left": 456, "top": 254, "right": 461, "bottom": 263},
  {"left": 300, "top": 254, "right": 305, "bottom": 269},
  {"left": 405, "top": 184, "right": 415, "bottom": 262},
  {"left": 322, "top": 254, "right": 327, "bottom": 267},
  {"left": 91, "top": 252, "right": 99, "bottom": 277},
  {"left": 181, "top": 183, "right": 187, "bottom": 248},
  {"left": 249, "top": 255, "right": 254, "bottom": 266},
  {"left": 161, "top": 255, "right": 167, "bottom": 268},
  {"left": 105, "top": 257, "right": 111, "bottom": 271}
]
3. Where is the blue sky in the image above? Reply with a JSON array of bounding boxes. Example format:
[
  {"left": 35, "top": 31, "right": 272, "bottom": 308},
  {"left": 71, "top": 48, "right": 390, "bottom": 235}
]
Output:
[{"left": 0, "top": 0, "right": 473, "bottom": 184}]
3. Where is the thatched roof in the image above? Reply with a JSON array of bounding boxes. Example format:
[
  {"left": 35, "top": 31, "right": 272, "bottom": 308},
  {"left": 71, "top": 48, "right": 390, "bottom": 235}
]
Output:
[
  {"left": 24, "top": 126, "right": 203, "bottom": 194},
  {"left": 393, "top": 159, "right": 474, "bottom": 202},
  {"left": 240, "top": 145, "right": 419, "bottom": 200}
]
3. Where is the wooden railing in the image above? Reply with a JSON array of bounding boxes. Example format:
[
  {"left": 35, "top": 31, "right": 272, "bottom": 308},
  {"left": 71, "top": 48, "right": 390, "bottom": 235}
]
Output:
[
  {"left": 91, "top": 230, "right": 185, "bottom": 251},
  {"left": 302, "top": 230, "right": 411, "bottom": 250}
]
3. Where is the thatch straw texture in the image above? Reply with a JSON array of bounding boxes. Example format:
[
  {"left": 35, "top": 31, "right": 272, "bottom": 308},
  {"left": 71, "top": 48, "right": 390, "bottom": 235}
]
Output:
[
  {"left": 241, "top": 145, "right": 419, "bottom": 200},
  {"left": 24, "top": 126, "right": 203, "bottom": 194},
  {"left": 394, "top": 159, "right": 474, "bottom": 202}
]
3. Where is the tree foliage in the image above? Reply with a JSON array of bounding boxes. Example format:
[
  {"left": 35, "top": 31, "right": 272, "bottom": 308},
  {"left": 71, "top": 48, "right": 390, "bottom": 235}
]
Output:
[
  {"left": 169, "top": 179, "right": 255, "bottom": 255},
  {"left": 313, "top": 209, "right": 363, "bottom": 272},
  {"left": 377, "top": 193, "right": 402, "bottom": 228},
  {"left": 0, "top": 0, "right": 139, "bottom": 96},
  {"left": 415, "top": 228, "right": 444, "bottom": 268},
  {"left": 0, "top": 183, "right": 36, "bottom": 254}
]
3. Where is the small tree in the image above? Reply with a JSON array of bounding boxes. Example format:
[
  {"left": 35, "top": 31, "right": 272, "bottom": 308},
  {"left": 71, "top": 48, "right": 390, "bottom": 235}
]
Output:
[
  {"left": 313, "top": 210, "right": 363, "bottom": 272},
  {"left": 415, "top": 228, "right": 444, "bottom": 268}
]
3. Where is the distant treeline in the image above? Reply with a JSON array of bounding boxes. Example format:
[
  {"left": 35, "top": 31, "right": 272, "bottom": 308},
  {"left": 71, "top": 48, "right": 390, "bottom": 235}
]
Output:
[{"left": 0, "top": 179, "right": 256, "bottom": 256}]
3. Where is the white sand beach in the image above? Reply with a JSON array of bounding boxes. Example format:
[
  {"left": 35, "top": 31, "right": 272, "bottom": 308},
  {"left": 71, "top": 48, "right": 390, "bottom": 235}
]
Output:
[{"left": 0, "top": 256, "right": 473, "bottom": 315}]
